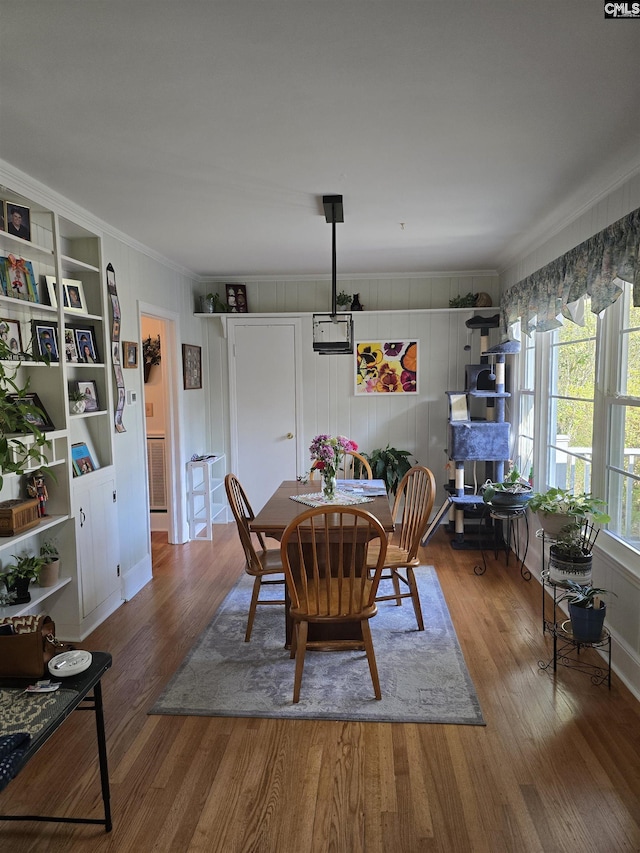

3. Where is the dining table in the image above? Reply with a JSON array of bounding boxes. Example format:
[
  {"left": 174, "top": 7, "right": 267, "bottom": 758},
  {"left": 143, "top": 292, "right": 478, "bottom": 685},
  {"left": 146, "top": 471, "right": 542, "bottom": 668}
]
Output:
[{"left": 250, "top": 478, "right": 395, "bottom": 647}]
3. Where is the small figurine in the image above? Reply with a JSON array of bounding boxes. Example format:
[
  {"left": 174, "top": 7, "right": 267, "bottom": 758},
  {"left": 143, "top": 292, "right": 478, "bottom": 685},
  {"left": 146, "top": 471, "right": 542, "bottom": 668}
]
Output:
[{"left": 27, "top": 470, "right": 48, "bottom": 517}]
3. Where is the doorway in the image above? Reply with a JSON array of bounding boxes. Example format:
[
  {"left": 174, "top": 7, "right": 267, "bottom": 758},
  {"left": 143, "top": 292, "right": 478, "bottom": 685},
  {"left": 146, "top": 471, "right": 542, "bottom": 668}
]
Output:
[{"left": 140, "top": 306, "right": 187, "bottom": 544}]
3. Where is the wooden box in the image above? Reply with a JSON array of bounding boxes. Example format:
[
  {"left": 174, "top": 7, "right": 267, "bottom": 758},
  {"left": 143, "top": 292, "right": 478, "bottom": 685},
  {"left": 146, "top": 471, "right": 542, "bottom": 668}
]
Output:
[{"left": 0, "top": 498, "right": 40, "bottom": 537}]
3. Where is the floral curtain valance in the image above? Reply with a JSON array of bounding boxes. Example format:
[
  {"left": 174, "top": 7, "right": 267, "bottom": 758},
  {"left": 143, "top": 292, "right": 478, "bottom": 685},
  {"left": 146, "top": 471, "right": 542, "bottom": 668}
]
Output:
[{"left": 501, "top": 206, "right": 640, "bottom": 335}]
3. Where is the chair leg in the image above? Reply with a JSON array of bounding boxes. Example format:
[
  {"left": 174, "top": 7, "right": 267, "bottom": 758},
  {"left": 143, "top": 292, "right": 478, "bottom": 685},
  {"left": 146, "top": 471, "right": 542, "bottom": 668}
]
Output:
[
  {"left": 292, "top": 621, "right": 308, "bottom": 703},
  {"left": 406, "top": 566, "right": 424, "bottom": 631},
  {"left": 391, "top": 570, "right": 402, "bottom": 605},
  {"left": 361, "top": 620, "right": 381, "bottom": 700},
  {"left": 245, "top": 576, "right": 263, "bottom": 642}
]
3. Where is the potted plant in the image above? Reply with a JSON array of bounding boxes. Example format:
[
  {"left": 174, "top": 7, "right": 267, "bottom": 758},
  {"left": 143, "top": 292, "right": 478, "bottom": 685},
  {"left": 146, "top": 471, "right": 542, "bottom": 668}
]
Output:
[
  {"left": 336, "top": 290, "right": 352, "bottom": 312},
  {"left": 39, "top": 538, "right": 60, "bottom": 587},
  {"left": 2, "top": 551, "right": 47, "bottom": 604},
  {"left": 69, "top": 387, "right": 86, "bottom": 414},
  {"left": 482, "top": 467, "right": 533, "bottom": 509},
  {"left": 362, "top": 445, "right": 416, "bottom": 496},
  {"left": 528, "top": 487, "right": 610, "bottom": 538},
  {"left": 0, "top": 338, "right": 52, "bottom": 491},
  {"left": 200, "top": 292, "right": 228, "bottom": 313},
  {"left": 556, "top": 580, "right": 616, "bottom": 644}
]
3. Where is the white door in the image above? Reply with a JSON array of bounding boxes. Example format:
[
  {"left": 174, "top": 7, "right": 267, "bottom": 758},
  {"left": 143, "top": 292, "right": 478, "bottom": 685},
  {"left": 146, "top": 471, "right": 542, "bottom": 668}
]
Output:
[{"left": 229, "top": 319, "right": 302, "bottom": 512}]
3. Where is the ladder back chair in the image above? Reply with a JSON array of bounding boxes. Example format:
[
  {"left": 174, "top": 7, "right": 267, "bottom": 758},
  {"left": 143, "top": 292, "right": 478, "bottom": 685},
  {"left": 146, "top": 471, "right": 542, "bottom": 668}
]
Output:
[
  {"left": 309, "top": 450, "right": 373, "bottom": 480},
  {"left": 367, "top": 465, "right": 436, "bottom": 631},
  {"left": 280, "top": 505, "right": 388, "bottom": 703},
  {"left": 225, "top": 473, "right": 286, "bottom": 642}
]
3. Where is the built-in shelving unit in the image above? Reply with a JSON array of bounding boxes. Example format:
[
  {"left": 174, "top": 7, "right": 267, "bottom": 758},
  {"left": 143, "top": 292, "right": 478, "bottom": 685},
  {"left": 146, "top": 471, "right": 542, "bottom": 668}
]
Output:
[
  {"left": 187, "top": 455, "right": 227, "bottom": 540},
  {"left": 0, "top": 184, "right": 120, "bottom": 640}
]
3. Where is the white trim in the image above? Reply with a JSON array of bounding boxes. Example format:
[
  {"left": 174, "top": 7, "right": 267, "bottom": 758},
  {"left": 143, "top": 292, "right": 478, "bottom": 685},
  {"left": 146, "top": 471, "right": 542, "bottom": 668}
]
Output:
[{"left": 139, "top": 303, "right": 188, "bottom": 544}]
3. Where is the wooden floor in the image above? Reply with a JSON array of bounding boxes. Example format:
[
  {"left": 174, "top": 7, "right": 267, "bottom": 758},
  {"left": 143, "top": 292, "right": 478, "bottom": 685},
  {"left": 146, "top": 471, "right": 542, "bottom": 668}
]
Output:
[{"left": 1, "top": 525, "right": 640, "bottom": 853}]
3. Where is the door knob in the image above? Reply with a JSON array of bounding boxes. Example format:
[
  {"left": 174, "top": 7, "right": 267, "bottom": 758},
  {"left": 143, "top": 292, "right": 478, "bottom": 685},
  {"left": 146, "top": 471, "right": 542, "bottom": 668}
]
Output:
[{"left": 286, "top": 432, "right": 294, "bottom": 439}]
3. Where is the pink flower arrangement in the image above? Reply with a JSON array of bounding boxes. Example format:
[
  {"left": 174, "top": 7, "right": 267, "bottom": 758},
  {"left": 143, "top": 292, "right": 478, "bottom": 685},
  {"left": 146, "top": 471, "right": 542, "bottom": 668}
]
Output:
[{"left": 309, "top": 434, "right": 357, "bottom": 478}]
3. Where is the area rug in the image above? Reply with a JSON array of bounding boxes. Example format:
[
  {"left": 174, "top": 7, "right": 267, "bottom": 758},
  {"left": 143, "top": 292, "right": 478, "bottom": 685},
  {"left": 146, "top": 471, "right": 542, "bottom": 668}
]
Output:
[{"left": 150, "top": 567, "right": 485, "bottom": 725}]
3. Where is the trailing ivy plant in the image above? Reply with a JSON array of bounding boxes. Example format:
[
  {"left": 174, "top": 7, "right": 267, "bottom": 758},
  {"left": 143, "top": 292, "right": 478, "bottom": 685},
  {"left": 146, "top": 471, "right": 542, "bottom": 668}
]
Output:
[{"left": 0, "top": 337, "right": 52, "bottom": 491}]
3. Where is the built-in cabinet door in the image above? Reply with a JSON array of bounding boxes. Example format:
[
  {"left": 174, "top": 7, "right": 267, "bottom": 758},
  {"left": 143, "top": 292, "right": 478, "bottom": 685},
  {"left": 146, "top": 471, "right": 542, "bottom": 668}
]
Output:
[{"left": 74, "top": 470, "right": 120, "bottom": 619}]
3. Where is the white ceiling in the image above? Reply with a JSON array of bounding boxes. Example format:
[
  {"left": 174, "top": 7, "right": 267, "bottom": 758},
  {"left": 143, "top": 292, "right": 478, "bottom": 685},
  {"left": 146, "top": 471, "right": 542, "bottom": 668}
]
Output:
[{"left": 1, "top": 2, "right": 639, "bottom": 279}]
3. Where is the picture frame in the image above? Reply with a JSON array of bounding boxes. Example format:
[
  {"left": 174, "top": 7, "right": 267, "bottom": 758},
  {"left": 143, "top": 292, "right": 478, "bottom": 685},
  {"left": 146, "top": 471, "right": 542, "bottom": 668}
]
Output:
[
  {"left": 70, "top": 324, "right": 100, "bottom": 363},
  {"left": 123, "top": 340, "right": 138, "bottom": 368},
  {"left": 76, "top": 380, "right": 99, "bottom": 412},
  {"left": 44, "top": 276, "right": 87, "bottom": 314},
  {"left": 64, "top": 328, "right": 79, "bottom": 363},
  {"left": 355, "top": 340, "right": 419, "bottom": 395},
  {"left": 182, "top": 343, "right": 202, "bottom": 390},
  {"left": 71, "top": 442, "right": 98, "bottom": 476},
  {"left": 225, "top": 283, "right": 248, "bottom": 313},
  {"left": 2, "top": 256, "right": 38, "bottom": 302},
  {"left": 0, "top": 201, "right": 5, "bottom": 232},
  {"left": 0, "top": 317, "right": 23, "bottom": 356},
  {"left": 32, "top": 320, "right": 59, "bottom": 361},
  {"left": 6, "top": 392, "right": 55, "bottom": 431},
  {"left": 5, "top": 202, "right": 31, "bottom": 242}
]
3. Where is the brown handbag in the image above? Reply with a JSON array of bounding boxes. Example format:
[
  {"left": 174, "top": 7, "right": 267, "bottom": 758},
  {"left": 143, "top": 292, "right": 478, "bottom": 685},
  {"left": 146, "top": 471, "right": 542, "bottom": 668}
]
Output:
[{"left": 0, "top": 614, "right": 74, "bottom": 678}]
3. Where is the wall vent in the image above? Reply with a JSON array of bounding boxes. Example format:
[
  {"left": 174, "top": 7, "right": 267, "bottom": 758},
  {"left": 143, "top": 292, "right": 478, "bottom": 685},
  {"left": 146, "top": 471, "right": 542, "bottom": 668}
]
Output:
[{"left": 147, "top": 436, "right": 167, "bottom": 511}]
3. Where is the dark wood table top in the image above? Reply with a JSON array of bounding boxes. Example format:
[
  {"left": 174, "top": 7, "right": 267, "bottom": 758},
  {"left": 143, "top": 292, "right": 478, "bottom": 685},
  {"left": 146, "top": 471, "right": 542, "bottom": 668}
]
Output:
[{"left": 250, "top": 479, "right": 395, "bottom": 540}]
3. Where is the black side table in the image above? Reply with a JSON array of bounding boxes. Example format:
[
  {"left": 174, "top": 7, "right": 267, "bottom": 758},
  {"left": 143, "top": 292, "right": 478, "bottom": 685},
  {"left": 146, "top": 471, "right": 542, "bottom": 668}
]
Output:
[{"left": 0, "top": 651, "right": 113, "bottom": 832}]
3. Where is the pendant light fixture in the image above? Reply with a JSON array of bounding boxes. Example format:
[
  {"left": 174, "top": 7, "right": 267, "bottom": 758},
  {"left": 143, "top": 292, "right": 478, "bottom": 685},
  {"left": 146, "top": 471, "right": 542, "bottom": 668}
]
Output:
[{"left": 312, "top": 194, "right": 354, "bottom": 354}]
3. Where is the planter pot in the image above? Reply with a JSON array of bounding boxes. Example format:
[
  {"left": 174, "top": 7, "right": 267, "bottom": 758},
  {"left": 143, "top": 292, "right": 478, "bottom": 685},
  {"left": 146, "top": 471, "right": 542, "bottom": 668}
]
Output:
[
  {"left": 536, "top": 511, "right": 574, "bottom": 538},
  {"left": 70, "top": 399, "right": 86, "bottom": 415},
  {"left": 5, "top": 576, "right": 31, "bottom": 604},
  {"left": 38, "top": 559, "right": 60, "bottom": 587},
  {"left": 549, "top": 545, "right": 593, "bottom": 585},
  {"left": 144, "top": 362, "right": 152, "bottom": 383},
  {"left": 336, "top": 304, "right": 350, "bottom": 312},
  {"left": 488, "top": 489, "right": 533, "bottom": 509},
  {"left": 200, "top": 296, "right": 216, "bottom": 313},
  {"left": 569, "top": 602, "right": 606, "bottom": 644}
]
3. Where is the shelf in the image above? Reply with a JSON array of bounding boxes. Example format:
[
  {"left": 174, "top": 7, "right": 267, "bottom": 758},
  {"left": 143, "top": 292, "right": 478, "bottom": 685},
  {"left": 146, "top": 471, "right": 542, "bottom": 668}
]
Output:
[
  {"left": 0, "top": 232, "right": 54, "bottom": 261},
  {"left": 0, "top": 576, "right": 72, "bottom": 618},
  {"left": 60, "top": 253, "right": 100, "bottom": 275},
  {"left": 0, "top": 514, "right": 69, "bottom": 553},
  {"left": 187, "top": 455, "right": 227, "bottom": 540}
]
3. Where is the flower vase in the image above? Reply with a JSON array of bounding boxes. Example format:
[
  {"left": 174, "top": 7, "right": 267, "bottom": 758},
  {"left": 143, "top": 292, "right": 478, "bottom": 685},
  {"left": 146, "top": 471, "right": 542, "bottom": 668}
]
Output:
[{"left": 322, "top": 472, "right": 337, "bottom": 502}]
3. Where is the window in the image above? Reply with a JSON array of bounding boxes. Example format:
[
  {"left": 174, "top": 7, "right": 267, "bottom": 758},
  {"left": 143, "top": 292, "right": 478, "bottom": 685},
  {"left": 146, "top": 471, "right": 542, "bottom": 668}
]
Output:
[
  {"left": 605, "top": 284, "right": 640, "bottom": 548},
  {"left": 547, "top": 299, "right": 597, "bottom": 495}
]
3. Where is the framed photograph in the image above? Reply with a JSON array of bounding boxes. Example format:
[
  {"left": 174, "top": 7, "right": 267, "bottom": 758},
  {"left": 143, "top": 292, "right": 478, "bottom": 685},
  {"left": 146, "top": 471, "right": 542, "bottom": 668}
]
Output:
[
  {"left": 64, "top": 328, "right": 79, "bottom": 362},
  {"left": 6, "top": 392, "right": 55, "bottom": 431},
  {"left": 0, "top": 318, "right": 23, "bottom": 356},
  {"left": 0, "top": 201, "right": 5, "bottom": 232},
  {"left": 182, "top": 343, "right": 202, "bottom": 390},
  {"left": 71, "top": 442, "right": 98, "bottom": 476},
  {"left": 2, "top": 256, "right": 38, "bottom": 302},
  {"left": 71, "top": 325, "right": 100, "bottom": 363},
  {"left": 355, "top": 340, "right": 419, "bottom": 395},
  {"left": 44, "top": 276, "right": 87, "bottom": 314},
  {"left": 76, "top": 380, "right": 99, "bottom": 412},
  {"left": 225, "top": 283, "right": 248, "bottom": 313},
  {"left": 5, "top": 203, "right": 31, "bottom": 242},
  {"left": 123, "top": 340, "right": 138, "bottom": 368},
  {"left": 32, "top": 320, "right": 59, "bottom": 361}
]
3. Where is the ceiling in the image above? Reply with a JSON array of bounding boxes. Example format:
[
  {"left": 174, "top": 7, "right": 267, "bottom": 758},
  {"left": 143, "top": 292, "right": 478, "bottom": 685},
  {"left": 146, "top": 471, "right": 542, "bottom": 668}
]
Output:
[{"left": 1, "top": 2, "right": 639, "bottom": 280}]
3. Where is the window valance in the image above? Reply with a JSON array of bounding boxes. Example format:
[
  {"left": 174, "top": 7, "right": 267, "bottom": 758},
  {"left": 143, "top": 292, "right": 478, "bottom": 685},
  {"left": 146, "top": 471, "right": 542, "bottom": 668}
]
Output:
[{"left": 502, "top": 206, "right": 640, "bottom": 335}]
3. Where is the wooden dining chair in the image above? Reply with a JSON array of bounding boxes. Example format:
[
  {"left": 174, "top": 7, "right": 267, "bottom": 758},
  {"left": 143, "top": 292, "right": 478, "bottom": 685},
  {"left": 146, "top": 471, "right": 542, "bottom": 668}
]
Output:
[
  {"left": 367, "top": 465, "right": 436, "bottom": 631},
  {"left": 308, "top": 450, "right": 373, "bottom": 480},
  {"left": 225, "top": 473, "right": 286, "bottom": 642},
  {"left": 280, "top": 505, "right": 388, "bottom": 703}
]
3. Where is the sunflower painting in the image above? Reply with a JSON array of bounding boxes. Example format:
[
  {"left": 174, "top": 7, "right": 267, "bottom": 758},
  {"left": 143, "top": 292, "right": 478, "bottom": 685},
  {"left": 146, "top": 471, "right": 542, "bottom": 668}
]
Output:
[{"left": 355, "top": 341, "right": 418, "bottom": 395}]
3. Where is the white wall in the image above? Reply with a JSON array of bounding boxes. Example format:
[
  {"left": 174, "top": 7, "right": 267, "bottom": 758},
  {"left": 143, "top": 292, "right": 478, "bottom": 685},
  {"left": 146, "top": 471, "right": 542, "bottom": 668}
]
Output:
[{"left": 202, "top": 274, "right": 501, "bottom": 510}]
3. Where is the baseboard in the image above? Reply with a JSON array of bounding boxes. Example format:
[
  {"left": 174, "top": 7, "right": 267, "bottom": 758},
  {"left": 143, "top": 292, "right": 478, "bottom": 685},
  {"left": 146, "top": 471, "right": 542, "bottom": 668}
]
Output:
[{"left": 122, "top": 553, "right": 153, "bottom": 601}]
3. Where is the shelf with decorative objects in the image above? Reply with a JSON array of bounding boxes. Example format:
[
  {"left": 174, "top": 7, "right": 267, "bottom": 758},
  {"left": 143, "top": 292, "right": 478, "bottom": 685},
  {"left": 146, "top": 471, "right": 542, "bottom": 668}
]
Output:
[{"left": 187, "top": 454, "right": 227, "bottom": 541}]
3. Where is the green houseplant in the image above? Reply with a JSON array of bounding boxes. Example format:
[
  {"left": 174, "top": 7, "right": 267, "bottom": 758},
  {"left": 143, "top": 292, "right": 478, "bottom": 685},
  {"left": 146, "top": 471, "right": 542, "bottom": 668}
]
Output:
[
  {"left": 528, "top": 487, "right": 610, "bottom": 537},
  {"left": 0, "top": 337, "right": 52, "bottom": 491},
  {"left": 556, "top": 580, "right": 616, "bottom": 644},
  {"left": 39, "top": 538, "right": 61, "bottom": 587},
  {"left": 482, "top": 467, "right": 533, "bottom": 509},
  {"left": 2, "top": 551, "right": 47, "bottom": 604},
  {"left": 69, "top": 387, "right": 86, "bottom": 414},
  {"left": 336, "top": 290, "right": 352, "bottom": 311},
  {"left": 362, "top": 445, "right": 416, "bottom": 496}
]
